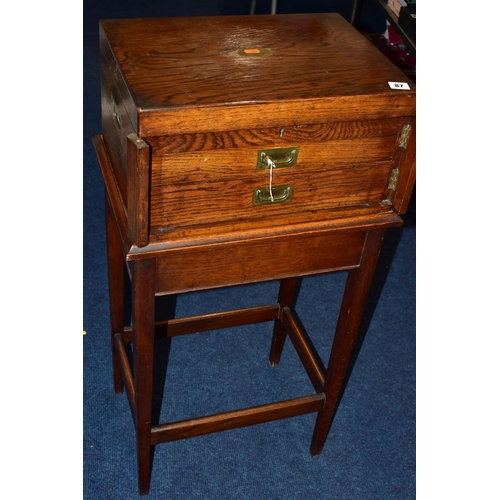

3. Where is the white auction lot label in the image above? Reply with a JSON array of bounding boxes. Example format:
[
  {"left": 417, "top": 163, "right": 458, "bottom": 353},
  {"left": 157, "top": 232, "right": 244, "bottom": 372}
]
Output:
[{"left": 388, "top": 81, "right": 411, "bottom": 90}]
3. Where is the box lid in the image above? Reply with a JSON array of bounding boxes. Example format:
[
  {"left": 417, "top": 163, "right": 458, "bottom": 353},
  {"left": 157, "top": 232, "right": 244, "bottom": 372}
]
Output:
[{"left": 100, "top": 14, "right": 415, "bottom": 135}]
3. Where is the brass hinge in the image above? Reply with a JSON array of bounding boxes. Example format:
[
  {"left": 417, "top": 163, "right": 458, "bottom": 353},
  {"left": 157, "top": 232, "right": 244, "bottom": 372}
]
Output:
[
  {"left": 387, "top": 167, "right": 400, "bottom": 191},
  {"left": 381, "top": 167, "right": 400, "bottom": 206},
  {"left": 399, "top": 124, "right": 412, "bottom": 149}
]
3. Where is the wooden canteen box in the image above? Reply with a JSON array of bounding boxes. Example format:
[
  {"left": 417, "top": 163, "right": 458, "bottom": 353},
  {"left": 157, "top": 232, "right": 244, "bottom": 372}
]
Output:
[{"left": 96, "top": 14, "right": 415, "bottom": 258}]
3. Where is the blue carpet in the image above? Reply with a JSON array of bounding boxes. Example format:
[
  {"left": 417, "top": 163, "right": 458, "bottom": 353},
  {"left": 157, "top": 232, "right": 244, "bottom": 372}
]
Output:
[{"left": 83, "top": 1, "right": 415, "bottom": 498}]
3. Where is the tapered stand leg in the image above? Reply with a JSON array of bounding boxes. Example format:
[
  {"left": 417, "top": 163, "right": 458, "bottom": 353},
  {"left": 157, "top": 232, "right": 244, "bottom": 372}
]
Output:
[
  {"left": 310, "top": 229, "right": 385, "bottom": 456},
  {"left": 269, "top": 277, "right": 298, "bottom": 366},
  {"left": 131, "top": 258, "right": 156, "bottom": 495},
  {"left": 106, "top": 196, "right": 125, "bottom": 394}
]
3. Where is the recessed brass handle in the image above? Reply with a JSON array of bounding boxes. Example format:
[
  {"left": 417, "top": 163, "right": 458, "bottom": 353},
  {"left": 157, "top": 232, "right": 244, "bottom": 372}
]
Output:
[
  {"left": 113, "top": 110, "right": 122, "bottom": 131},
  {"left": 253, "top": 184, "right": 293, "bottom": 206},
  {"left": 110, "top": 90, "right": 122, "bottom": 131},
  {"left": 257, "top": 147, "right": 299, "bottom": 170}
]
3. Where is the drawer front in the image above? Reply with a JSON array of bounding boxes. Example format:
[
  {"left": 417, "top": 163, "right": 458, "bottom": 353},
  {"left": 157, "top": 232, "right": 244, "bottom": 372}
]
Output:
[
  {"left": 150, "top": 162, "right": 393, "bottom": 228},
  {"left": 146, "top": 118, "right": 408, "bottom": 238},
  {"left": 150, "top": 137, "right": 396, "bottom": 185},
  {"left": 155, "top": 229, "right": 367, "bottom": 294}
]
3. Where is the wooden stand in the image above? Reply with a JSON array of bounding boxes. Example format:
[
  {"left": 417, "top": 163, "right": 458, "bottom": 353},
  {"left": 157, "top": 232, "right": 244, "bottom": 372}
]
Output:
[{"left": 97, "top": 135, "right": 401, "bottom": 494}]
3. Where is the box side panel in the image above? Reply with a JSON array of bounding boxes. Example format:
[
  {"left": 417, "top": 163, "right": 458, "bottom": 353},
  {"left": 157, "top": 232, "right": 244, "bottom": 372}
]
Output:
[{"left": 99, "top": 23, "right": 139, "bottom": 211}]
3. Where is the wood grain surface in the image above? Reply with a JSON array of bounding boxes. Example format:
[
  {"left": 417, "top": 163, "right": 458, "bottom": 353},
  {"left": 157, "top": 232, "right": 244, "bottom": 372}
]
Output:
[{"left": 100, "top": 14, "right": 416, "bottom": 134}]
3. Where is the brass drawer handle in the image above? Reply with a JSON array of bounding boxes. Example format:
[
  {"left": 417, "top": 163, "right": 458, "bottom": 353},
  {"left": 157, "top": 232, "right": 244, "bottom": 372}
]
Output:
[
  {"left": 253, "top": 184, "right": 293, "bottom": 206},
  {"left": 257, "top": 147, "right": 299, "bottom": 170},
  {"left": 110, "top": 90, "right": 122, "bottom": 131},
  {"left": 113, "top": 110, "right": 123, "bottom": 131}
]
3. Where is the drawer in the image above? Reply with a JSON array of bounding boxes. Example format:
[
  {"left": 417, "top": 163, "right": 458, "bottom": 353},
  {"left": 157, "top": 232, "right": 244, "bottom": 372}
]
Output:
[
  {"left": 155, "top": 228, "right": 368, "bottom": 294},
  {"left": 150, "top": 162, "right": 394, "bottom": 228},
  {"left": 146, "top": 118, "right": 408, "bottom": 238},
  {"left": 149, "top": 137, "right": 397, "bottom": 185}
]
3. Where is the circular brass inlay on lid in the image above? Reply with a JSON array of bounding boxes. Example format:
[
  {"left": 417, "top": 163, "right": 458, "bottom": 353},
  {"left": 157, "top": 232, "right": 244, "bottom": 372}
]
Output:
[{"left": 237, "top": 48, "right": 273, "bottom": 57}]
